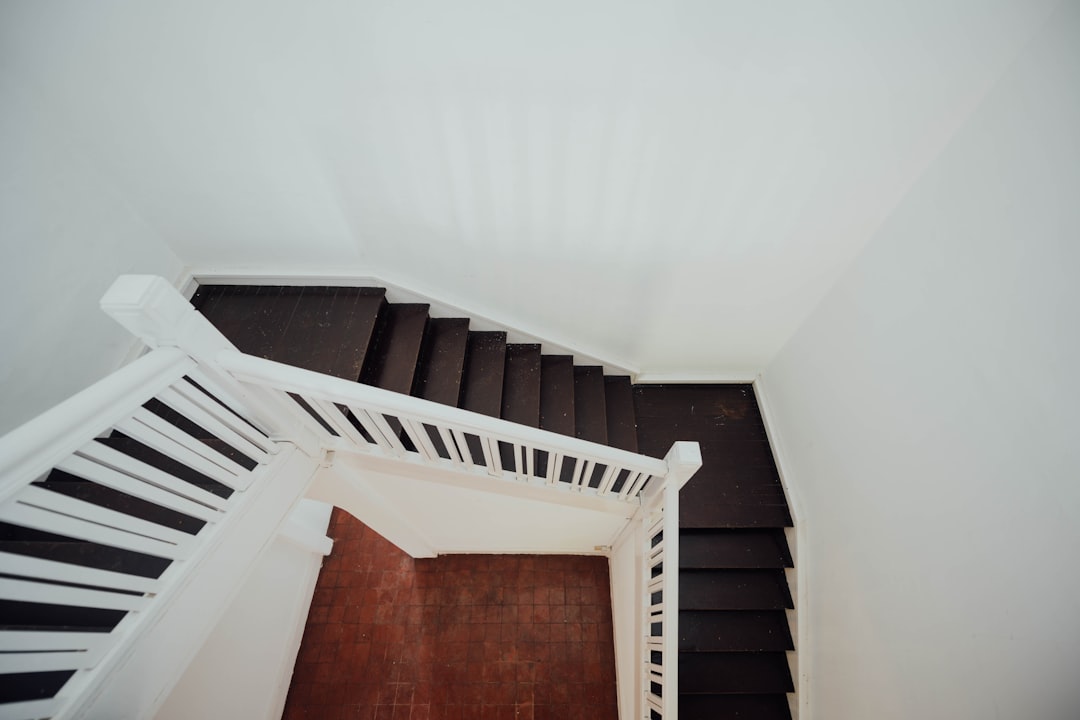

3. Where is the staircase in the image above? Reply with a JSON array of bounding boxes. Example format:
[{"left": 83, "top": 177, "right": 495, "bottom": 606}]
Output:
[{"left": 191, "top": 284, "right": 797, "bottom": 719}]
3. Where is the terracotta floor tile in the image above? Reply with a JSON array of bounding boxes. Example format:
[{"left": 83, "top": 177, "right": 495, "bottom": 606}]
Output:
[{"left": 286, "top": 510, "right": 617, "bottom": 719}]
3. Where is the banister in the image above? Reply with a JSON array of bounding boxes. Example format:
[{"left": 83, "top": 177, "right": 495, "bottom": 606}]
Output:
[
  {"left": 216, "top": 349, "right": 670, "bottom": 478},
  {"left": 0, "top": 347, "right": 194, "bottom": 501}
]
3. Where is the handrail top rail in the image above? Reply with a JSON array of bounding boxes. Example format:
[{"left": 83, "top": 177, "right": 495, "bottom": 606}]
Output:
[
  {"left": 0, "top": 347, "right": 195, "bottom": 501},
  {"left": 217, "top": 349, "right": 671, "bottom": 476}
]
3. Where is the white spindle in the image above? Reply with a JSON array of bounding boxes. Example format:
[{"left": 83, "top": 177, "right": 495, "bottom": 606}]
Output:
[
  {"left": 451, "top": 428, "right": 474, "bottom": 466},
  {"left": 114, "top": 413, "right": 245, "bottom": 490},
  {"left": 55, "top": 455, "right": 221, "bottom": 523},
  {"left": 0, "top": 650, "right": 102, "bottom": 674},
  {"left": 0, "top": 577, "right": 148, "bottom": 613},
  {"left": 75, "top": 440, "right": 230, "bottom": 511},
  {"left": 16, "top": 486, "right": 194, "bottom": 550},
  {"left": 0, "top": 499, "right": 187, "bottom": 561},
  {"left": 0, "top": 552, "right": 160, "bottom": 595},
  {"left": 155, "top": 387, "right": 268, "bottom": 466},
  {"left": 171, "top": 376, "right": 277, "bottom": 455},
  {"left": 402, "top": 419, "right": 438, "bottom": 462},
  {"left": 0, "top": 696, "right": 63, "bottom": 720}
]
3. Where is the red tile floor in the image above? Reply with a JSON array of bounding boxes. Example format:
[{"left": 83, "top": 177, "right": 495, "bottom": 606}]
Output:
[{"left": 282, "top": 509, "right": 619, "bottom": 720}]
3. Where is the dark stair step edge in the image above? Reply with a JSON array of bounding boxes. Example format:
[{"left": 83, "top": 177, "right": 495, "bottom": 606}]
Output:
[
  {"left": 678, "top": 693, "right": 792, "bottom": 720},
  {"left": 539, "top": 355, "right": 575, "bottom": 437},
  {"left": 359, "top": 303, "right": 430, "bottom": 394},
  {"left": 679, "top": 569, "right": 793, "bottom": 610},
  {"left": 678, "top": 610, "right": 794, "bottom": 652},
  {"left": 680, "top": 502, "right": 794, "bottom": 529},
  {"left": 680, "top": 529, "right": 793, "bottom": 569},
  {"left": 459, "top": 332, "right": 508, "bottom": 418},
  {"left": 572, "top": 366, "right": 608, "bottom": 445},
  {"left": 603, "top": 376, "right": 638, "bottom": 453},
  {"left": 501, "top": 344, "right": 542, "bottom": 427},
  {"left": 499, "top": 344, "right": 543, "bottom": 471},
  {"left": 412, "top": 317, "right": 471, "bottom": 407},
  {"left": 679, "top": 651, "right": 794, "bottom": 694}
]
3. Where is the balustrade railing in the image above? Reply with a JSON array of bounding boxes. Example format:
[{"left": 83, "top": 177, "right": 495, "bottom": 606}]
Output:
[
  {"left": 0, "top": 275, "right": 700, "bottom": 719},
  {"left": 218, "top": 350, "right": 670, "bottom": 502},
  {"left": 0, "top": 347, "right": 281, "bottom": 720}
]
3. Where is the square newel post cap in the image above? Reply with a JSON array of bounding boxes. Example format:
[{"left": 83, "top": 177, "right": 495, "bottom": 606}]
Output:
[
  {"left": 664, "top": 441, "right": 702, "bottom": 491},
  {"left": 100, "top": 274, "right": 196, "bottom": 349}
]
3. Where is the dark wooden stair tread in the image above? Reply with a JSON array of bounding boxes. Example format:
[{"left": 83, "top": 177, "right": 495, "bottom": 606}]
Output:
[
  {"left": 460, "top": 332, "right": 507, "bottom": 418},
  {"left": 678, "top": 693, "right": 792, "bottom": 720},
  {"left": 192, "top": 286, "right": 385, "bottom": 380},
  {"left": 501, "top": 344, "right": 542, "bottom": 427},
  {"left": 191, "top": 285, "right": 300, "bottom": 361},
  {"left": 539, "top": 356, "right": 575, "bottom": 437},
  {"left": 680, "top": 570, "right": 792, "bottom": 610},
  {"left": 603, "top": 376, "right": 638, "bottom": 453},
  {"left": 678, "top": 610, "right": 794, "bottom": 652},
  {"left": 360, "top": 303, "right": 429, "bottom": 394},
  {"left": 681, "top": 502, "right": 793, "bottom": 529},
  {"left": 412, "top": 318, "right": 470, "bottom": 406},
  {"left": 573, "top": 366, "right": 607, "bottom": 444},
  {"left": 680, "top": 529, "right": 793, "bottom": 569},
  {"left": 327, "top": 288, "right": 389, "bottom": 381},
  {"left": 679, "top": 652, "right": 793, "bottom": 694}
]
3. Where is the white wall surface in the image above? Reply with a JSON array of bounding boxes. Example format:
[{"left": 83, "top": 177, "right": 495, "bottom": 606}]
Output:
[
  {"left": 320, "top": 455, "right": 633, "bottom": 556},
  {"left": 0, "top": 1, "right": 1059, "bottom": 377},
  {"left": 760, "top": 3, "right": 1080, "bottom": 718},
  {"left": 0, "top": 67, "right": 185, "bottom": 436},
  {"left": 609, "top": 520, "right": 643, "bottom": 720},
  {"left": 155, "top": 500, "right": 332, "bottom": 720}
]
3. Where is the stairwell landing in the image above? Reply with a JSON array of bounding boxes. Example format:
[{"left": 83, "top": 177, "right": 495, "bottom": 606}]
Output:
[{"left": 191, "top": 284, "right": 797, "bottom": 720}]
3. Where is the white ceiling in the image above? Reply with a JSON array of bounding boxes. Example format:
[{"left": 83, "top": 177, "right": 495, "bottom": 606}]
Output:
[{"left": 1, "top": 0, "right": 1059, "bottom": 375}]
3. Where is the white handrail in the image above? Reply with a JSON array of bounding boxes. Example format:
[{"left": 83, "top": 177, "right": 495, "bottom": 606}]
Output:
[
  {"left": 641, "top": 441, "right": 700, "bottom": 719},
  {"left": 0, "top": 340, "right": 288, "bottom": 720},
  {"left": 0, "top": 347, "right": 194, "bottom": 501},
  {"left": 218, "top": 350, "right": 668, "bottom": 481}
]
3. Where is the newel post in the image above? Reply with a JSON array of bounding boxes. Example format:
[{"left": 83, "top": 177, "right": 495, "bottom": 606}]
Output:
[
  {"left": 101, "top": 275, "right": 232, "bottom": 358},
  {"left": 659, "top": 440, "right": 701, "bottom": 719},
  {"left": 99, "top": 275, "right": 322, "bottom": 456},
  {"left": 663, "top": 441, "right": 702, "bottom": 491}
]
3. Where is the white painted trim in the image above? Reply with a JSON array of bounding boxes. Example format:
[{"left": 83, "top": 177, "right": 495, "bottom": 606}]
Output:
[
  {"left": 186, "top": 266, "right": 773, "bottom": 384},
  {"left": 308, "top": 464, "right": 438, "bottom": 559},
  {"left": 633, "top": 370, "right": 760, "bottom": 384},
  {"left": 64, "top": 444, "right": 322, "bottom": 720},
  {"left": 278, "top": 517, "right": 333, "bottom": 556},
  {"left": 266, "top": 536, "right": 327, "bottom": 720},
  {"left": 188, "top": 264, "right": 640, "bottom": 377},
  {"left": 176, "top": 270, "right": 198, "bottom": 301},
  {"left": 344, "top": 451, "right": 638, "bottom": 517},
  {"left": 752, "top": 375, "right": 810, "bottom": 720}
]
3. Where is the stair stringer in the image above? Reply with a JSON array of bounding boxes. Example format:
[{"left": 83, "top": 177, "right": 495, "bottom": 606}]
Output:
[
  {"left": 67, "top": 444, "right": 323, "bottom": 720},
  {"left": 186, "top": 267, "right": 639, "bottom": 378},
  {"left": 753, "top": 378, "right": 809, "bottom": 720},
  {"left": 312, "top": 452, "right": 635, "bottom": 558}
]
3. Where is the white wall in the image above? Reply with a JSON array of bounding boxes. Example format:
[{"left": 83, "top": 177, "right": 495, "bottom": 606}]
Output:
[
  {"left": 0, "top": 1, "right": 1057, "bottom": 378},
  {"left": 760, "top": 3, "right": 1080, "bottom": 718},
  {"left": 0, "top": 69, "right": 185, "bottom": 436},
  {"left": 155, "top": 500, "right": 332, "bottom": 720},
  {"left": 317, "top": 454, "right": 633, "bottom": 557}
]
